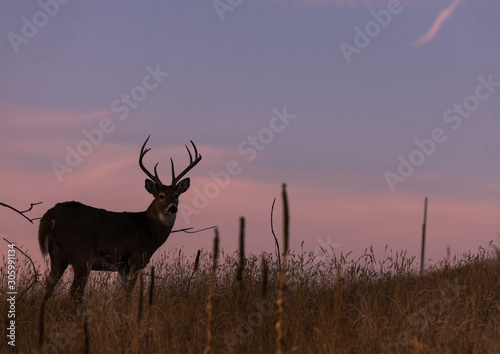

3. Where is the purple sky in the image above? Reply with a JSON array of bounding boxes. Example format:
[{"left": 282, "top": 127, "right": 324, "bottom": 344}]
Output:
[{"left": 1, "top": 0, "right": 500, "bottom": 270}]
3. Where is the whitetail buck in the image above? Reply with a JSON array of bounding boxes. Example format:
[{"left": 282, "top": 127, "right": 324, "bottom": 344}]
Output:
[{"left": 38, "top": 136, "right": 201, "bottom": 301}]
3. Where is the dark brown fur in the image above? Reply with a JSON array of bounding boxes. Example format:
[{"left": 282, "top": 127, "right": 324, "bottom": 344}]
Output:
[
  {"left": 39, "top": 137, "right": 201, "bottom": 302},
  {"left": 39, "top": 178, "right": 189, "bottom": 301}
]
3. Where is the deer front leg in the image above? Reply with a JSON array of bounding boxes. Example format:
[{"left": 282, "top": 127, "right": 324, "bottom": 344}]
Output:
[
  {"left": 119, "top": 267, "right": 139, "bottom": 294},
  {"left": 70, "top": 264, "right": 90, "bottom": 303}
]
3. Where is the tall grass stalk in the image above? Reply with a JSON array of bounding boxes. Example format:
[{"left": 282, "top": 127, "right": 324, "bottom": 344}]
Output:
[
  {"left": 236, "top": 216, "right": 245, "bottom": 286},
  {"left": 276, "top": 183, "right": 290, "bottom": 354},
  {"left": 203, "top": 228, "right": 219, "bottom": 354}
]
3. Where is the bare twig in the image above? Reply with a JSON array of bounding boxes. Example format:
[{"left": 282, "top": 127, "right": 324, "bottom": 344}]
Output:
[
  {"left": 270, "top": 198, "right": 281, "bottom": 269},
  {"left": 142, "top": 272, "right": 163, "bottom": 280},
  {"left": 2, "top": 237, "right": 39, "bottom": 298},
  {"left": 171, "top": 226, "right": 216, "bottom": 234},
  {"left": 0, "top": 201, "right": 42, "bottom": 224}
]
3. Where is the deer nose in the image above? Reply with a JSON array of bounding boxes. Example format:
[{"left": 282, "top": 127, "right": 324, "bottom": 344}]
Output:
[{"left": 168, "top": 204, "right": 178, "bottom": 214}]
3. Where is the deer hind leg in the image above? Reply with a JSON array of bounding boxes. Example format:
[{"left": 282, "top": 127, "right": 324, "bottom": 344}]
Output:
[
  {"left": 43, "top": 252, "right": 69, "bottom": 301},
  {"left": 70, "top": 264, "right": 90, "bottom": 303}
]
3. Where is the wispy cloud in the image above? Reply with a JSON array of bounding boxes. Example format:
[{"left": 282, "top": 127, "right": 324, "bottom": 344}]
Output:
[{"left": 410, "top": 0, "right": 463, "bottom": 47}]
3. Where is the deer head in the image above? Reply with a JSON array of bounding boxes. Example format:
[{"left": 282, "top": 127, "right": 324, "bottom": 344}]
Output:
[{"left": 139, "top": 135, "right": 201, "bottom": 218}]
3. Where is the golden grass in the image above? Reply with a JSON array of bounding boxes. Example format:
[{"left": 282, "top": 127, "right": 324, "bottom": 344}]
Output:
[{"left": 1, "top": 242, "right": 499, "bottom": 353}]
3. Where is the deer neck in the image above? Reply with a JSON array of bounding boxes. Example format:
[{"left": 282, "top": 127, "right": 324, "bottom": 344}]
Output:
[{"left": 146, "top": 202, "right": 176, "bottom": 249}]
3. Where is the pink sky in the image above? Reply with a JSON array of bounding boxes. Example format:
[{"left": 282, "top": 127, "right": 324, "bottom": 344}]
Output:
[
  {"left": 1, "top": 0, "right": 500, "bottom": 273},
  {"left": 3, "top": 99, "right": 500, "bottom": 269}
]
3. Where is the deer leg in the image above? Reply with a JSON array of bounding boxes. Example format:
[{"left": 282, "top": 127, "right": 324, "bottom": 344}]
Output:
[
  {"left": 119, "top": 268, "right": 129, "bottom": 290},
  {"left": 119, "top": 267, "right": 138, "bottom": 294},
  {"left": 70, "top": 265, "right": 90, "bottom": 303},
  {"left": 43, "top": 254, "right": 68, "bottom": 301},
  {"left": 125, "top": 270, "right": 139, "bottom": 294}
]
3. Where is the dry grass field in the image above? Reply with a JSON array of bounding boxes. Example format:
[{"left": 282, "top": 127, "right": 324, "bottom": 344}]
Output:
[{"left": 1, "top": 239, "right": 500, "bottom": 353}]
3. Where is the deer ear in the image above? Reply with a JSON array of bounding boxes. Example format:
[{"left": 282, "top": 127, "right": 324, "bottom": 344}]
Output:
[
  {"left": 145, "top": 179, "right": 157, "bottom": 195},
  {"left": 176, "top": 178, "right": 190, "bottom": 194}
]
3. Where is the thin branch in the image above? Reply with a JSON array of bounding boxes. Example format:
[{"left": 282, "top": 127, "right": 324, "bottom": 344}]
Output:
[
  {"left": 20, "top": 202, "right": 43, "bottom": 213},
  {"left": 142, "top": 272, "right": 163, "bottom": 280},
  {"left": 2, "top": 237, "right": 39, "bottom": 298},
  {"left": 171, "top": 226, "right": 216, "bottom": 234},
  {"left": 270, "top": 198, "right": 281, "bottom": 269},
  {"left": 0, "top": 201, "right": 42, "bottom": 224}
]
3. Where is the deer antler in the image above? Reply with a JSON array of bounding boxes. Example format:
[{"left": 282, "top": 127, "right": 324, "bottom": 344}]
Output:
[
  {"left": 139, "top": 136, "right": 164, "bottom": 186},
  {"left": 171, "top": 140, "right": 202, "bottom": 186}
]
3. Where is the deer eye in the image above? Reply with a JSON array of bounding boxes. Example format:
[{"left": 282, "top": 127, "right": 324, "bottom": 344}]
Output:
[{"left": 159, "top": 194, "right": 165, "bottom": 200}]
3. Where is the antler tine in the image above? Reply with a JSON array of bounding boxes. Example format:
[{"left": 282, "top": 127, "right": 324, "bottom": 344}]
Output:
[
  {"left": 186, "top": 144, "right": 193, "bottom": 163},
  {"left": 139, "top": 136, "right": 164, "bottom": 186},
  {"left": 153, "top": 163, "right": 161, "bottom": 181},
  {"left": 171, "top": 140, "right": 202, "bottom": 185},
  {"left": 190, "top": 140, "right": 198, "bottom": 159},
  {"left": 170, "top": 158, "right": 175, "bottom": 185}
]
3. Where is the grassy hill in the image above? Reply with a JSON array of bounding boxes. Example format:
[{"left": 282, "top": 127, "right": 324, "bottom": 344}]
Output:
[{"left": 1, "top": 241, "right": 499, "bottom": 353}]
